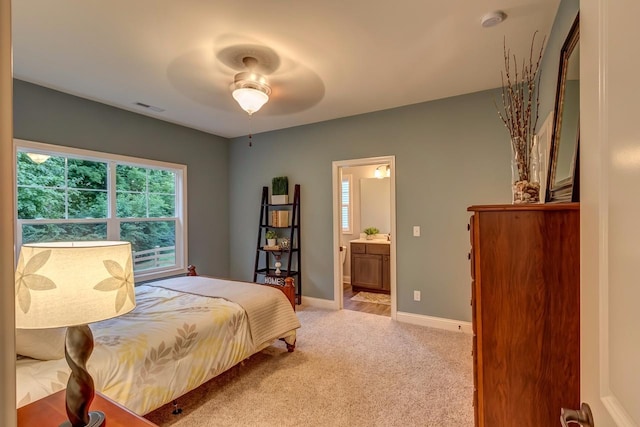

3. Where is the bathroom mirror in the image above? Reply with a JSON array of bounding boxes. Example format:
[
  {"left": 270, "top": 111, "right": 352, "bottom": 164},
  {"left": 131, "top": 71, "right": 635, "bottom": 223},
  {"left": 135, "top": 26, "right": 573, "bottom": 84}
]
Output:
[
  {"left": 547, "top": 14, "right": 580, "bottom": 202},
  {"left": 360, "top": 178, "right": 390, "bottom": 234}
]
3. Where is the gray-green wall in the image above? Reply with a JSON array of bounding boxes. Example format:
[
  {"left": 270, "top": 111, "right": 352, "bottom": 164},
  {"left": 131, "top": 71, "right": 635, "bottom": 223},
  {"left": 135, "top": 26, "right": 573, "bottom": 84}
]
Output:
[
  {"left": 229, "top": 89, "right": 512, "bottom": 322},
  {"left": 13, "top": 80, "right": 231, "bottom": 278}
]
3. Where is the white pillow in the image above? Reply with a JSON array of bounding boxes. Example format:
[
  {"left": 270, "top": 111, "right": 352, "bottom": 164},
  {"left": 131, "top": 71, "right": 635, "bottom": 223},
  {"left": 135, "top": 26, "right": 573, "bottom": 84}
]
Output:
[{"left": 16, "top": 327, "right": 66, "bottom": 360}]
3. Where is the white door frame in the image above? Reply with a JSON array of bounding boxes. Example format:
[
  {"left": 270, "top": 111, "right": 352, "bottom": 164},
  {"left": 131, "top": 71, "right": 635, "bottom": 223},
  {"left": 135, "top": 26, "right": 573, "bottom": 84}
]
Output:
[
  {"left": 332, "top": 156, "right": 397, "bottom": 319},
  {"left": 1, "top": 0, "right": 17, "bottom": 426}
]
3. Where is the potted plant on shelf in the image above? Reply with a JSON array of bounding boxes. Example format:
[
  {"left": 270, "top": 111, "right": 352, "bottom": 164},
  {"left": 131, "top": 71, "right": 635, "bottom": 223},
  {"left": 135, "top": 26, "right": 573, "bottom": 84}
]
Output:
[
  {"left": 265, "top": 230, "right": 278, "bottom": 247},
  {"left": 364, "top": 227, "right": 379, "bottom": 240},
  {"left": 271, "top": 176, "right": 289, "bottom": 204}
]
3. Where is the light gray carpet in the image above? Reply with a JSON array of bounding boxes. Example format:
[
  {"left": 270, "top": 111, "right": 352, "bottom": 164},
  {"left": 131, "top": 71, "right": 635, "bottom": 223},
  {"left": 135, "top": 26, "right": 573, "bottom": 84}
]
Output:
[{"left": 145, "top": 306, "right": 473, "bottom": 427}]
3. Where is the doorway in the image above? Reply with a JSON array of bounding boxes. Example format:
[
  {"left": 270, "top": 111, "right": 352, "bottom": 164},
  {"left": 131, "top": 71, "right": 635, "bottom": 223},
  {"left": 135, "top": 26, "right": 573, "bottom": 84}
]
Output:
[{"left": 332, "top": 156, "right": 396, "bottom": 319}]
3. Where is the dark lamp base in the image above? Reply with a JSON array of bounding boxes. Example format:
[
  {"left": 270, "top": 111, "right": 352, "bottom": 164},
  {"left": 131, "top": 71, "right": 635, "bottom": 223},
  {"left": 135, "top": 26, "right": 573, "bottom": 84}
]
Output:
[{"left": 60, "top": 410, "right": 105, "bottom": 427}]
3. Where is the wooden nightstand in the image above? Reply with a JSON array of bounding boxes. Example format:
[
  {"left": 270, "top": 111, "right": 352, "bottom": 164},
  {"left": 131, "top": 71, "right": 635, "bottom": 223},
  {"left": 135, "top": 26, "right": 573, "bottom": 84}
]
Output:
[{"left": 17, "top": 390, "right": 157, "bottom": 426}]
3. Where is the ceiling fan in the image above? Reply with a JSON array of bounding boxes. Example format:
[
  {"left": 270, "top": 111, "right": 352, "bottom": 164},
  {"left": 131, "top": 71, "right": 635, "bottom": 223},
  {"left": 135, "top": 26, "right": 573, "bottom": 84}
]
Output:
[
  {"left": 165, "top": 43, "right": 324, "bottom": 118},
  {"left": 216, "top": 44, "right": 325, "bottom": 116}
]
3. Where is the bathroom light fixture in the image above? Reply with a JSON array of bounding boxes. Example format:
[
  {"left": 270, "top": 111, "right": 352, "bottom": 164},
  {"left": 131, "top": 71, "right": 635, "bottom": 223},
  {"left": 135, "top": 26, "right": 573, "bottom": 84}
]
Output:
[
  {"left": 26, "top": 153, "right": 50, "bottom": 164},
  {"left": 374, "top": 165, "right": 390, "bottom": 179},
  {"left": 231, "top": 57, "right": 271, "bottom": 115},
  {"left": 481, "top": 10, "right": 507, "bottom": 28}
]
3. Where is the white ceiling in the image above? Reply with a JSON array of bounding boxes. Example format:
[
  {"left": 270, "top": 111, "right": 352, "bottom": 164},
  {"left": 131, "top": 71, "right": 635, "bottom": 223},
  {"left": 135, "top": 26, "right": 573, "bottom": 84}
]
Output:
[{"left": 12, "top": 0, "right": 560, "bottom": 139}]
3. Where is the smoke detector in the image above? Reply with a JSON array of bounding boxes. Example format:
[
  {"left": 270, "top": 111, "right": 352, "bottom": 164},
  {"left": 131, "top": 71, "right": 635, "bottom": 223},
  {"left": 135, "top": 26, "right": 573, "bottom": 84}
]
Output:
[{"left": 481, "top": 11, "right": 507, "bottom": 28}]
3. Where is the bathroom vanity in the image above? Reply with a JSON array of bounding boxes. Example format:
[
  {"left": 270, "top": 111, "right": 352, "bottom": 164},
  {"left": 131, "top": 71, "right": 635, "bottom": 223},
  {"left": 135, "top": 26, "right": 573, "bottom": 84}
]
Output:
[{"left": 350, "top": 240, "right": 390, "bottom": 293}]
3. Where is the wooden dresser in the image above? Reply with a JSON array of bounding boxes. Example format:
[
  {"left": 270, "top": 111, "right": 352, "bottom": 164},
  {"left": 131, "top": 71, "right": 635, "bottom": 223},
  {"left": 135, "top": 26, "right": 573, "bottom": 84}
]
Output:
[{"left": 467, "top": 204, "right": 580, "bottom": 427}]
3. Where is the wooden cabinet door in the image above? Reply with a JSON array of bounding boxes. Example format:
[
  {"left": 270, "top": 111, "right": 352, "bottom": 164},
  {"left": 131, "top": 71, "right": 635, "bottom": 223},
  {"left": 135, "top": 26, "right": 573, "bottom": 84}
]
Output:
[
  {"left": 382, "top": 255, "right": 390, "bottom": 290},
  {"left": 352, "top": 253, "right": 383, "bottom": 290}
]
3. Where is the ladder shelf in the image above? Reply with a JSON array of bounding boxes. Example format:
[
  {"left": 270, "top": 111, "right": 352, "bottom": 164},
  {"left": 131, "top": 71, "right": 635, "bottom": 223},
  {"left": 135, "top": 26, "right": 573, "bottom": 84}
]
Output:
[{"left": 253, "top": 184, "right": 301, "bottom": 304}]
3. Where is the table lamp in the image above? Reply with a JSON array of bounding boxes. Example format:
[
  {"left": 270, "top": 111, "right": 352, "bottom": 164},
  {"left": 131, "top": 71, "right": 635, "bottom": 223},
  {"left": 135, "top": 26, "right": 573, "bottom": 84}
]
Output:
[{"left": 15, "top": 241, "right": 136, "bottom": 427}]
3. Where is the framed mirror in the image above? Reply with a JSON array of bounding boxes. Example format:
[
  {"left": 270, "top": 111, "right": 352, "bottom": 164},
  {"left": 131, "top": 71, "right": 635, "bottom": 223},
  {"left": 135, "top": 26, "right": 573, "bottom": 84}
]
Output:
[{"left": 547, "top": 14, "right": 580, "bottom": 202}]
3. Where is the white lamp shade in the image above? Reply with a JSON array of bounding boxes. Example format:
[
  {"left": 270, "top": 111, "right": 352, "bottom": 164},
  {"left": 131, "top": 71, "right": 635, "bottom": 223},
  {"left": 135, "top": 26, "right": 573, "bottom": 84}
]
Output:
[
  {"left": 15, "top": 241, "right": 136, "bottom": 329},
  {"left": 232, "top": 87, "right": 269, "bottom": 115}
]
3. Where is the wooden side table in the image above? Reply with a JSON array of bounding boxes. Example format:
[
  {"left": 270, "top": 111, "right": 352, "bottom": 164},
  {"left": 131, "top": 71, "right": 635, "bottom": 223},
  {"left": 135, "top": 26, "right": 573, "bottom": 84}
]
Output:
[{"left": 17, "top": 390, "right": 157, "bottom": 426}]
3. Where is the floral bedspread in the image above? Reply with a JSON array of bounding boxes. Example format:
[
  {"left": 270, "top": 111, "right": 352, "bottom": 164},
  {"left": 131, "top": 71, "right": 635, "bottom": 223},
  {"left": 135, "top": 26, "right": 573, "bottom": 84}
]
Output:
[{"left": 16, "top": 282, "right": 295, "bottom": 415}]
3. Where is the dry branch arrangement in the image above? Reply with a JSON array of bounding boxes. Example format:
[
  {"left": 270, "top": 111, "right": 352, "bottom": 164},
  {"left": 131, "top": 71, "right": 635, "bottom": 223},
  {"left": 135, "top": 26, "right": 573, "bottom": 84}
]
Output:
[{"left": 495, "top": 32, "right": 546, "bottom": 202}]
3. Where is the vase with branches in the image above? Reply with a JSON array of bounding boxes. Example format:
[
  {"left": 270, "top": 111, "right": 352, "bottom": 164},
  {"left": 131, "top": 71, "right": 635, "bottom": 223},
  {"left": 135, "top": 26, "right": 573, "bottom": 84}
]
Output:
[{"left": 496, "top": 32, "right": 546, "bottom": 203}]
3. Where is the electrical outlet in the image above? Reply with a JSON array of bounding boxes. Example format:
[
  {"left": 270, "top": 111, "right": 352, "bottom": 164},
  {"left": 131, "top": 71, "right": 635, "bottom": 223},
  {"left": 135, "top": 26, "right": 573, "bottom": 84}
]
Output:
[
  {"left": 413, "top": 226, "right": 420, "bottom": 237},
  {"left": 413, "top": 290, "right": 421, "bottom": 301}
]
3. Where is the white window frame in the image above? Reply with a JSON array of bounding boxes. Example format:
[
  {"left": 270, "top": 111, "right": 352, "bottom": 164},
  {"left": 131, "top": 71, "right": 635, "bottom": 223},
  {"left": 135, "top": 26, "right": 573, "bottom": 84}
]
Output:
[
  {"left": 13, "top": 139, "right": 188, "bottom": 281},
  {"left": 341, "top": 174, "right": 353, "bottom": 234}
]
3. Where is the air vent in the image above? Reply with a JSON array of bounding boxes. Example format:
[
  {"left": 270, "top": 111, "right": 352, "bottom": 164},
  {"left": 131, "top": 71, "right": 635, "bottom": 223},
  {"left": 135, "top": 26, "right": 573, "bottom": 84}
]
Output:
[{"left": 134, "top": 102, "right": 165, "bottom": 113}]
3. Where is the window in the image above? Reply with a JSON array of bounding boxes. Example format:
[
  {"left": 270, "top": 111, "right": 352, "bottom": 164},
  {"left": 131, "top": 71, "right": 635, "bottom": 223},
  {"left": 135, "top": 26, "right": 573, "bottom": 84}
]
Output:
[
  {"left": 15, "top": 139, "right": 187, "bottom": 281},
  {"left": 341, "top": 174, "right": 352, "bottom": 233}
]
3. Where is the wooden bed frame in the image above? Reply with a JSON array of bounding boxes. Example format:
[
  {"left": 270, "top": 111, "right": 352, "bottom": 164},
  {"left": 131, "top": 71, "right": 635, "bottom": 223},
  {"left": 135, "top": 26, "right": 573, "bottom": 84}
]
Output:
[{"left": 186, "top": 265, "right": 297, "bottom": 310}]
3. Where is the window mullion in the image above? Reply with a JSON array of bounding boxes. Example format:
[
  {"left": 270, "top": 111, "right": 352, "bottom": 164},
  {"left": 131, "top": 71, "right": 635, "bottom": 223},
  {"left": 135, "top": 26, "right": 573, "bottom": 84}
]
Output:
[
  {"left": 146, "top": 169, "right": 150, "bottom": 218},
  {"left": 107, "top": 161, "right": 119, "bottom": 240},
  {"left": 64, "top": 157, "right": 69, "bottom": 219}
]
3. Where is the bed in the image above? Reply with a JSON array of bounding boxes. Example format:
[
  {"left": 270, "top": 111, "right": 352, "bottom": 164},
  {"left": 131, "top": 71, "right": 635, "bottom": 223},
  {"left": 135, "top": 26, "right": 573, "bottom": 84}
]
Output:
[{"left": 15, "top": 271, "right": 300, "bottom": 415}]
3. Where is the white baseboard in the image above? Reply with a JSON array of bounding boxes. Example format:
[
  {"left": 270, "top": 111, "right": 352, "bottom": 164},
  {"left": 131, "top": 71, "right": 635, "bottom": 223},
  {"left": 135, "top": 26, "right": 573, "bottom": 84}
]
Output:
[
  {"left": 299, "top": 296, "right": 337, "bottom": 310},
  {"left": 299, "top": 298, "right": 472, "bottom": 334},
  {"left": 396, "top": 311, "right": 472, "bottom": 334}
]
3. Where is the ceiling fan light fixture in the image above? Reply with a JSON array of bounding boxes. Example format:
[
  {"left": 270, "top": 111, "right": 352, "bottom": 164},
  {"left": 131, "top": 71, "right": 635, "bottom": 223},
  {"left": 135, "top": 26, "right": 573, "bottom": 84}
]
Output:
[
  {"left": 232, "top": 87, "right": 269, "bottom": 115},
  {"left": 231, "top": 70, "right": 271, "bottom": 115}
]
